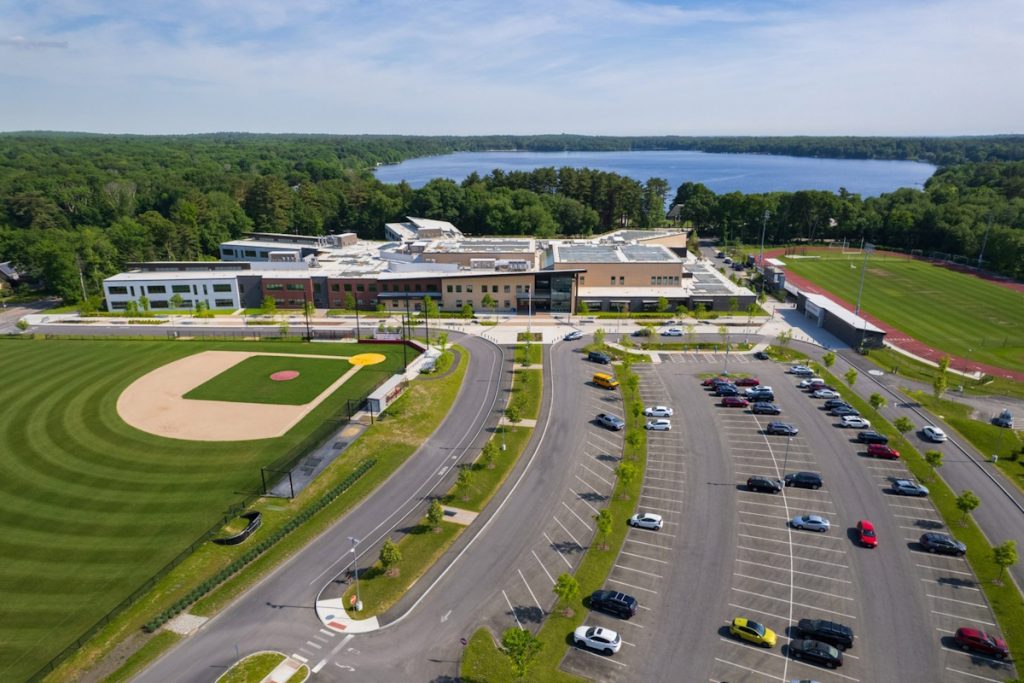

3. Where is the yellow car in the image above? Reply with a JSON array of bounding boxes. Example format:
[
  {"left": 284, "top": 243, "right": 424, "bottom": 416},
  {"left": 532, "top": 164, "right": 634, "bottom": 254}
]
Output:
[{"left": 729, "top": 617, "right": 777, "bottom": 648}]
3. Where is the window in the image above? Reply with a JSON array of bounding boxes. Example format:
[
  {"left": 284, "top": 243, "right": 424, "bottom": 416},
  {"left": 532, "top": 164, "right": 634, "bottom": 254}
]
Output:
[
  {"left": 403, "top": 284, "right": 410, "bottom": 292},
  {"left": 213, "top": 284, "right": 232, "bottom": 292},
  {"left": 504, "top": 285, "right": 510, "bottom": 293},
  {"left": 369, "top": 284, "right": 377, "bottom": 292},
  {"left": 414, "top": 284, "right": 421, "bottom": 292},
  {"left": 214, "top": 299, "right": 233, "bottom": 307},
  {"left": 286, "top": 283, "right": 304, "bottom": 291},
  {"left": 172, "top": 284, "right": 190, "bottom": 293},
  {"left": 455, "top": 300, "right": 462, "bottom": 308},
  {"left": 331, "top": 284, "right": 340, "bottom": 292},
  {"left": 466, "top": 284, "right": 473, "bottom": 293},
  {"left": 455, "top": 285, "right": 462, "bottom": 293},
  {"left": 266, "top": 283, "right": 284, "bottom": 291},
  {"left": 580, "top": 276, "right": 585, "bottom": 285},
  {"left": 651, "top": 277, "right": 657, "bottom": 285},
  {"left": 525, "top": 285, "right": 530, "bottom": 293},
  {"left": 619, "top": 276, "right": 624, "bottom": 285},
  {"left": 426, "top": 283, "right": 438, "bottom": 291},
  {"left": 222, "top": 248, "right": 235, "bottom": 256},
  {"left": 332, "top": 299, "right": 341, "bottom": 307},
  {"left": 356, "top": 284, "right": 365, "bottom": 292},
  {"left": 260, "top": 251, "right": 269, "bottom": 258},
  {"left": 504, "top": 300, "right": 510, "bottom": 307},
  {"left": 516, "top": 285, "right": 523, "bottom": 293},
  {"left": 344, "top": 284, "right": 352, "bottom": 292},
  {"left": 150, "top": 300, "right": 169, "bottom": 308},
  {"left": 610, "top": 276, "right": 615, "bottom": 286},
  {"left": 147, "top": 285, "right": 166, "bottom": 294},
  {"left": 108, "top": 286, "right": 128, "bottom": 295},
  {"left": 244, "top": 250, "right": 257, "bottom": 257},
  {"left": 111, "top": 301, "right": 127, "bottom": 310},
  {"left": 447, "top": 285, "right": 453, "bottom": 293}
]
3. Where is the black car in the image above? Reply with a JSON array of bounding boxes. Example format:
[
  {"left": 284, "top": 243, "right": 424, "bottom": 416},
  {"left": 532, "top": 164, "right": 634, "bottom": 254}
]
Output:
[
  {"left": 765, "top": 421, "right": 798, "bottom": 436},
  {"left": 856, "top": 430, "right": 889, "bottom": 444},
  {"left": 751, "top": 402, "right": 781, "bottom": 415},
  {"left": 992, "top": 410, "right": 1014, "bottom": 428},
  {"left": 588, "top": 590, "right": 638, "bottom": 619},
  {"left": 920, "top": 532, "right": 966, "bottom": 556},
  {"left": 754, "top": 351, "right": 770, "bottom": 360},
  {"left": 715, "top": 385, "right": 739, "bottom": 396},
  {"left": 588, "top": 351, "right": 611, "bottom": 364},
  {"left": 747, "top": 476, "right": 783, "bottom": 494},
  {"left": 823, "top": 398, "right": 851, "bottom": 410},
  {"left": 829, "top": 406, "right": 859, "bottom": 417},
  {"left": 796, "top": 619, "right": 855, "bottom": 650},
  {"left": 785, "top": 471, "right": 823, "bottom": 490},
  {"left": 790, "top": 639, "right": 843, "bottom": 668}
]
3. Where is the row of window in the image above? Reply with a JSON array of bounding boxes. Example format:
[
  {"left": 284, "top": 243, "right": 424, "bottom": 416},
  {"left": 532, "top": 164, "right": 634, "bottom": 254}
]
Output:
[
  {"left": 445, "top": 283, "right": 530, "bottom": 294},
  {"left": 110, "top": 298, "right": 234, "bottom": 310},
  {"left": 108, "top": 283, "right": 232, "bottom": 296},
  {"left": 651, "top": 276, "right": 681, "bottom": 286},
  {"left": 455, "top": 299, "right": 512, "bottom": 309}
]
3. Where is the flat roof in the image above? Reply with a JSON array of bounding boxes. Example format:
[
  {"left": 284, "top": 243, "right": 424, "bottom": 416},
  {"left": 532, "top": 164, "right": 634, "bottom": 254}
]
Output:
[
  {"left": 552, "top": 243, "right": 681, "bottom": 264},
  {"left": 221, "top": 240, "right": 308, "bottom": 251},
  {"left": 804, "top": 293, "right": 885, "bottom": 333},
  {"left": 106, "top": 270, "right": 242, "bottom": 282}
]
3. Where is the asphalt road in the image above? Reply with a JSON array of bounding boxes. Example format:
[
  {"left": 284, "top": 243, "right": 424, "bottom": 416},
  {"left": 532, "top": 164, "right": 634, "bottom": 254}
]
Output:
[{"left": 133, "top": 334, "right": 508, "bottom": 683}]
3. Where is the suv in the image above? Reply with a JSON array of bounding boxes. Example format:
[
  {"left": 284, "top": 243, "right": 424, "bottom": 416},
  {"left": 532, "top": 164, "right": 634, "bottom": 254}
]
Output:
[
  {"left": 765, "top": 421, "right": 798, "bottom": 436},
  {"left": 747, "top": 476, "right": 783, "bottom": 494},
  {"left": 746, "top": 388, "right": 775, "bottom": 401},
  {"left": 856, "top": 430, "right": 889, "bottom": 444},
  {"left": 823, "top": 398, "right": 851, "bottom": 410},
  {"left": 796, "top": 619, "right": 855, "bottom": 650},
  {"left": 596, "top": 413, "right": 626, "bottom": 431},
  {"left": 751, "top": 402, "right": 781, "bottom": 415},
  {"left": 785, "top": 471, "right": 823, "bottom": 490},
  {"left": 919, "top": 532, "right": 966, "bottom": 556},
  {"left": 992, "top": 410, "right": 1014, "bottom": 429},
  {"left": 715, "top": 384, "right": 740, "bottom": 396},
  {"left": 589, "top": 590, "right": 638, "bottom": 619},
  {"left": 954, "top": 627, "right": 1009, "bottom": 659},
  {"left": 588, "top": 351, "right": 611, "bottom": 364}
]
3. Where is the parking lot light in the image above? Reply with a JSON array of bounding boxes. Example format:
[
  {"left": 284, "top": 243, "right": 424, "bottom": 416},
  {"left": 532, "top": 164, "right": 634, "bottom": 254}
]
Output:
[{"left": 782, "top": 435, "right": 792, "bottom": 477}]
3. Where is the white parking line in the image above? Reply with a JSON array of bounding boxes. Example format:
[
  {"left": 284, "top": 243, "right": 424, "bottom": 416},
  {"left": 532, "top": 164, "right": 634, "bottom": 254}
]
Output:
[
  {"left": 589, "top": 431, "right": 622, "bottom": 450},
  {"left": 532, "top": 549, "right": 556, "bottom": 585},
  {"left": 930, "top": 609, "right": 995, "bottom": 626},
  {"left": 895, "top": 513, "right": 942, "bottom": 521},
  {"left": 543, "top": 531, "right": 574, "bottom": 568},
  {"left": 620, "top": 549, "right": 669, "bottom": 564},
  {"left": 614, "top": 563, "right": 663, "bottom": 579},
  {"left": 502, "top": 589, "right": 522, "bottom": 629},
  {"left": 553, "top": 516, "right": 584, "bottom": 548},
  {"left": 916, "top": 563, "right": 972, "bottom": 577},
  {"left": 580, "top": 463, "right": 615, "bottom": 487},
  {"left": 636, "top": 505, "right": 679, "bottom": 518},
  {"left": 292, "top": 654, "right": 309, "bottom": 663},
  {"left": 888, "top": 502, "right": 934, "bottom": 511},
  {"left": 568, "top": 488, "right": 602, "bottom": 516},
  {"left": 585, "top": 453, "right": 618, "bottom": 475},
  {"left": 518, "top": 568, "right": 543, "bottom": 613},
  {"left": 641, "top": 492, "right": 682, "bottom": 505},
  {"left": 570, "top": 645, "right": 630, "bottom": 667},
  {"left": 734, "top": 572, "right": 854, "bottom": 601},
  {"left": 646, "top": 465, "right": 686, "bottom": 475},
  {"left": 643, "top": 483, "right": 681, "bottom": 493},
  {"left": 738, "top": 510, "right": 787, "bottom": 521},
  {"left": 305, "top": 641, "right": 323, "bottom": 649},
  {"left": 737, "top": 545, "right": 849, "bottom": 569},
  {"left": 716, "top": 641, "right": 861, "bottom": 682},
  {"left": 927, "top": 593, "right": 987, "bottom": 607},
  {"left": 713, "top": 657, "right": 785, "bottom": 682},
  {"left": 939, "top": 640, "right": 1015, "bottom": 667},
  {"left": 735, "top": 558, "right": 852, "bottom": 583},
  {"left": 318, "top": 628, "right": 336, "bottom": 637},
  {"left": 625, "top": 537, "right": 673, "bottom": 552},
  {"left": 645, "top": 474, "right": 685, "bottom": 484},
  {"left": 738, "top": 532, "right": 847, "bottom": 553},
  {"left": 608, "top": 577, "right": 658, "bottom": 594},
  {"left": 562, "top": 501, "right": 594, "bottom": 531},
  {"left": 731, "top": 587, "right": 857, "bottom": 619},
  {"left": 945, "top": 666, "right": 1007, "bottom": 682}
]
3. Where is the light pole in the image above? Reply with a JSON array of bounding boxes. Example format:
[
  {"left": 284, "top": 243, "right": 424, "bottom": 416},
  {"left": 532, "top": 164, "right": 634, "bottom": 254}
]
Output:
[
  {"left": 962, "top": 348, "right": 972, "bottom": 393},
  {"left": 759, "top": 210, "right": 769, "bottom": 299},
  {"left": 782, "top": 435, "right": 792, "bottom": 478},
  {"left": 347, "top": 536, "right": 362, "bottom": 611}
]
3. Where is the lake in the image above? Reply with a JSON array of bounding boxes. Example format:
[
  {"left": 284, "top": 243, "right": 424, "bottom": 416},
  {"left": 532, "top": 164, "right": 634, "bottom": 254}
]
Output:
[{"left": 374, "top": 150, "right": 936, "bottom": 197}]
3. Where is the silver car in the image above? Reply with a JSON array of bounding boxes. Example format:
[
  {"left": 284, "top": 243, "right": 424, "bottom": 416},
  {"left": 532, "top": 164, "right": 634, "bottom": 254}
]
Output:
[
  {"left": 629, "top": 512, "right": 664, "bottom": 530},
  {"left": 791, "top": 514, "right": 830, "bottom": 532}
]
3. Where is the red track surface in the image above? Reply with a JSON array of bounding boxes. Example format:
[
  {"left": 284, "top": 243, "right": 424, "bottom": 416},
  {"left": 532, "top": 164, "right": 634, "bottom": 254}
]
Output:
[{"left": 764, "top": 248, "right": 1024, "bottom": 382}]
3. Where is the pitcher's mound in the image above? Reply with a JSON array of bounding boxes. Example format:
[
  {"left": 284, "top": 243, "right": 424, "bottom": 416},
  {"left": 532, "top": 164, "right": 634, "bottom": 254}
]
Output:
[
  {"left": 270, "top": 370, "right": 300, "bottom": 381},
  {"left": 350, "top": 353, "right": 387, "bottom": 366}
]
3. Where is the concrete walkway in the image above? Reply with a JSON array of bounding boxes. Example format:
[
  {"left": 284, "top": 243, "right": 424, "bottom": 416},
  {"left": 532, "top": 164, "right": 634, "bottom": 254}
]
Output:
[{"left": 259, "top": 654, "right": 306, "bottom": 683}]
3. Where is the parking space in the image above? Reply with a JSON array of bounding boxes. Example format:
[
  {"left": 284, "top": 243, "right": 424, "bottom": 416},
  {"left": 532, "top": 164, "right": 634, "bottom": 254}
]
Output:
[{"left": 561, "top": 363, "right": 687, "bottom": 682}]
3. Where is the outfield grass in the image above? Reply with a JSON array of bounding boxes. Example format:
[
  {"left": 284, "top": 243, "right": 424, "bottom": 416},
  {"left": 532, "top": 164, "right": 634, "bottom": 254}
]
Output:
[
  {"left": 0, "top": 338, "right": 406, "bottom": 682},
  {"left": 184, "top": 355, "right": 352, "bottom": 405},
  {"left": 782, "top": 255, "right": 1024, "bottom": 373}
]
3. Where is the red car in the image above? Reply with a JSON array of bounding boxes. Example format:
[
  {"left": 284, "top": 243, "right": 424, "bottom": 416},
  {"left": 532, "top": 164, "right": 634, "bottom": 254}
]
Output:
[
  {"left": 721, "top": 396, "right": 749, "bottom": 408},
  {"left": 866, "top": 444, "right": 900, "bottom": 459},
  {"left": 735, "top": 377, "right": 760, "bottom": 386},
  {"left": 702, "top": 376, "right": 731, "bottom": 386},
  {"left": 954, "top": 627, "right": 1009, "bottom": 659},
  {"left": 856, "top": 520, "right": 878, "bottom": 548}
]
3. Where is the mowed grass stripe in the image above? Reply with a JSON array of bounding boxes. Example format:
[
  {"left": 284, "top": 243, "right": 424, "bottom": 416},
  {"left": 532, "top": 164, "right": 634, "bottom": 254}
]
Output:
[
  {"left": 783, "top": 256, "right": 1024, "bottom": 371},
  {"left": 0, "top": 339, "right": 409, "bottom": 681},
  {"left": 184, "top": 355, "right": 352, "bottom": 405}
]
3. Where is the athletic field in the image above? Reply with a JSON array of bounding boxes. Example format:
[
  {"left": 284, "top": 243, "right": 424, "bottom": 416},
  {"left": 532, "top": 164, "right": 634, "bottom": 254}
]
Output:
[
  {"left": 0, "top": 339, "right": 406, "bottom": 681},
  {"left": 782, "top": 254, "right": 1024, "bottom": 373}
]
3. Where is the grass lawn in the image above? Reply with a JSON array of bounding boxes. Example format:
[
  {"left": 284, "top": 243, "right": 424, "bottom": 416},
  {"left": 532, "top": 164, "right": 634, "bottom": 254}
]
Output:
[
  {"left": 782, "top": 255, "right": 1024, "bottom": 373},
  {"left": 184, "top": 355, "right": 352, "bottom": 405},
  {"left": 0, "top": 338, "right": 406, "bottom": 682},
  {"left": 865, "top": 347, "right": 1024, "bottom": 401},
  {"left": 514, "top": 369, "right": 543, "bottom": 421},
  {"left": 514, "top": 343, "right": 543, "bottom": 366},
  {"left": 216, "top": 652, "right": 284, "bottom": 683},
  {"left": 450, "top": 427, "right": 533, "bottom": 512}
]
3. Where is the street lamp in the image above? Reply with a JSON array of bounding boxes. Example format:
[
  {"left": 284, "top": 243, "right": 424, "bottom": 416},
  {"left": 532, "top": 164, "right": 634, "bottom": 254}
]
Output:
[
  {"left": 962, "top": 348, "right": 972, "bottom": 393},
  {"left": 347, "top": 536, "right": 362, "bottom": 611},
  {"left": 759, "top": 210, "right": 769, "bottom": 299},
  {"left": 782, "top": 435, "right": 792, "bottom": 478}
]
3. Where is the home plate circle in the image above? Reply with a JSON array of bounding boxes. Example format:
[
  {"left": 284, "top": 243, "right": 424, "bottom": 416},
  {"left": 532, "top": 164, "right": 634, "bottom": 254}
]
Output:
[
  {"left": 349, "top": 353, "right": 387, "bottom": 366},
  {"left": 270, "top": 370, "right": 300, "bottom": 381}
]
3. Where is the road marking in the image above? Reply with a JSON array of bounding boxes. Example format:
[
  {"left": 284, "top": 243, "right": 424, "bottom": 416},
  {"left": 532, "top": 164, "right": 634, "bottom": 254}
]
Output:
[
  {"left": 731, "top": 587, "right": 857, "bottom": 619},
  {"left": 570, "top": 645, "right": 630, "bottom": 667},
  {"left": 568, "top": 487, "right": 601, "bottom": 515},
  {"left": 717, "top": 641, "right": 861, "bottom": 681},
  {"left": 624, "top": 537, "right": 673, "bottom": 551},
  {"left": 922, "top": 577, "right": 980, "bottom": 591},
  {"left": 620, "top": 549, "right": 669, "bottom": 564},
  {"left": 441, "top": 609, "right": 451, "bottom": 623},
  {"left": 945, "top": 666, "right": 1007, "bottom": 682},
  {"left": 738, "top": 533, "right": 847, "bottom": 553},
  {"left": 305, "top": 640, "right": 323, "bottom": 649},
  {"left": 334, "top": 662, "right": 355, "bottom": 671},
  {"left": 292, "top": 654, "right": 309, "bottom": 663},
  {"left": 645, "top": 474, "right": 685, "bottom": 485},
  {"left": 916, "top": 563, "right": 972, "bottom": 577},
  {"left": 888, "top": 502, "right": 934, "bottom": 511},
  {"left": 927, "top": 593, "right": 987, "bottom": 607},
  {"left": 553, "top": 516, "right": 585, "bottom": 547},
  {"left": 312, "top": 659, "right": 327, "bottom": 674},
  {"left": 939, "top": 641, "right": 1015, "bottom": 666},
  {"left": 543, "top": 531, "right": 574, "bottom": 568},
  {"left": 735, "top": 558, "right": 852, "bottom": 583},
  {"left": 613, "top": 563, "right": 663, "bottom": 579},
  {"left": 502, "top": 589, "right": 522, "bottom": 629},
  {"left": 734, "top": 572, "right": 854, "bottom": 601},
  {"left": 532, "top": 549, "right": 556, "bottom": 584},
  {"left": 713, "top": 657, "right": 785, "bottom": 681},
  {"left": 561, "top": 500, "right": 595, "bottom": 531},
  {"left": 645, "top": 465, "right": 686, "bottom": 475},
  {"left": 642, "top": 483, "right": 681, "bottom": 493},
  {"left": 931, "top": 609, "right": 995, "bottom": 625},
  {"left": 319, "top": 628, "right": 336, "bottom": 637},
  {"left": 436, "top": 465, "right": 449, "bottom": 477},
  {"left": 738, "top": 509, "right": 787, "bottom": 521},
  {"left": 585, "top": 453, "right": 618, "bottom": 474},
  {"left": 608, "top": 577, "right": 658, "bottom": 594},
  {"left": 580, "top": 463, "right": 615, "bottom": 487},
  {"left": 518, "top": 568, "right": 543, "bottom": 613}
]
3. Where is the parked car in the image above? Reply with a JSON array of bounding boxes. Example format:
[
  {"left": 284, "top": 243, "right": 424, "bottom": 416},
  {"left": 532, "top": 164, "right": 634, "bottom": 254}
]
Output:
[
  {"left": 790, "top": 639, "right": 844, "bottom": 668},
  {"left": 765, "top": 421, "right": 798, "bottom": 436},
  {"left": 992, "top": 409, "right": 1014, "bottom": 429},
  {"left": 628, "top": 512, "right": 664, "bottom": 530},
  {"left": 754, "top": 350, "right": 770, "bottom": 360},
  {"left": 840, "top": 416, "right": 871, "bottom": 429},
  {"left": 747, "top": 476, "right": 783, "bottom": 494},
  {"left": 661, "top": 327, "right": 683, "bottom": 337},
  {"left": 796, "top": 619, "right": 856, "bottom": 650},
  {"left": 702, "top": 376, "right": 731, "bottom": 386},
  {"left": 588, "top": 590, "right": 638, "bottom": 619},
  {"left": 791, "top": 514, "right": 830, "bottom": 532},
  {"left": 643, "top": 405, "right": 674, "bottom": 417},
  {"left": 736, "top": 377, "right": 760, "bottom": 386},
  {"left": 745, "top": 385, "right": 773, "bottom": 395},
  {"left": 588, "top": 351, "right": 611, "bottom": 364},
  {"left": 812, "top": 389, "right": 840, "bottom": 399},
  {"left": 573, "top": 625, "right": 622, "bottom": 655},
  {"left": 954, "top": 627, "right": 1009, "bottom": 659},
  {"left": 797, "top": 377, "right": 824, "bottom": 389},
  {"left": 922, "top": 425, "right": 948, "bottom": 442},
  {"left": 785, "top": 471, "right": 823, "bottom": 489},
  {"left": 919, "top": 532, "right": 966, "bottom": 556},
  {"left": 856, "top": 520, "right": 878, "bottom": 548},
  {"left": 729, "top": 617, "right": 777, "bottom": 648},
  {"left": 596, "top": 413, "right": 626, "bottom": 431},
  {"left": 631, "top": 327, "right": 653, "bottom": 337},
  {"left": 857, "top": 430, "right": 889, "bottom": 444},
  {"left": 866, "top": 444, "right": 900, "bottom": 459},
  {"left": 716, "top": 384, "right": 740, "bottom": 396},
  {"left": 892, "top": 479, "right": 929, "bottom": 496},
  {"left": 788, "top": 365, "right": 814, "bottom": 375},
  {"left": 751, "top": 402, "right": 781, "bottom": 415},
  {"left": 823, "top": 398, "right": 852, "bottom": 410},
  {"left": 645, "top": 418, "right": 672, "bottom": 431},
  {"left": 830, "top": 406, "right": 860, "bottom": 417},
  {"left": 721, "top": 396, "right": 750, "bottom": 408},
  {"left": 564, "top": 330, "right": 583, "bottom": 341}
]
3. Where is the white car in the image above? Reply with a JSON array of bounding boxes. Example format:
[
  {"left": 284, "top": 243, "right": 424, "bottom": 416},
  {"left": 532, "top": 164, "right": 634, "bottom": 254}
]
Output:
[
  {"left": 812, "top": 389, "right": 840, "bottom": 399},
  {"left": 791, "top": 514, "right": 831, "bottom": 532},
  {"left": 661, "top": 327, "right": 683, "bottom": 337},
  {"left": 573, "top": 625, "right": 622, "bottom": 654},
  {"left": 644, "top": 405, "right": 674, "bottom": 417},
  {"left": 645, "top": 419, "right": 672, "bottom": 431},
  {"left": 797, "top": 377, "right": 824, "bottom": 388},
  {"left": 564, "top": 330, "right": 583, "bottom": 341},
  {"left": 628, "top": 512, "right": 664, "bottom": 530},
  {"left": 788, "top": 365, "right": 814, "bottom": 375},
  {"left": 922, "top": 425, "right": 948, "bottom": 442},
  {"left": 840, "top": 415, "right": 871, "bottom": 429}
]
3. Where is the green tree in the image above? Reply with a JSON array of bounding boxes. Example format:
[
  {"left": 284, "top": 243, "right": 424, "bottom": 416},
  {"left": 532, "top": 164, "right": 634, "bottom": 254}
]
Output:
[
  {"left": 577, "top": 300, "right": 590, "bottom": 316},
  {"left": 138, "top": 295, "right": 150, "bottom": 314},
  {"left": 844, "top": 368, "right": 858, "bottom": 387},
  {"left": 593, "top": 327, "right": 605, "bottom": 347},
  {"left": 505, "top": 401, "right": 522, "bottom": 425},
  {"left": 694, "top": 303, "right": 708, "bottom": 320},
  {"left": 894, "top": 416, "right": 914, "bottom": 436},
  {"left": 124, "top": 300, "right": 140, "bottom": 316},
  {"left": 78, "top": 294, "right": 102, "bottom": 315},
  {"left": 933, "top": 372, "right": 948, "bottom": 399},
  {"left": 261, "top": 295, "right": 276, "bottom": 316},
  {"left": 461, "top": 303, "right": 474, "bottom": 319},
  {"left": 437, "top": 331, "right": 449, "bottom": 352},
  {"left": 278, "top": 319, "right": 289, "bottom": 336},
  {"left": 344, "top": 292, "right": 357, "bottom": 311},
  {"left": 552, "top": 572, "right": 581, "bottom": 617},
  {"left": 822, "top": 351, "right": 836, "bottom": 369},
  {"left": 303, "top": 300, "right": 315, "bottom": 318},
  {"left": 481, "top": 440, "right": 498, "bottom": 470},
  {"left": 955, "top": 490, "right": 980, "bottom": 526},
  {"left": 992, "top": 540, "right": 1018, "bottom": 584},
  {"left": 423, "top": 296, "right": 440, "bottom": 323},
  {"left": 869, "top": 392, "right": 887, "bottom": 414},
  {"left": 776, "top": 328, "right": 793, "bottom": 347},
  {"left": 676, "top": 303, "right": 689, "bottom": 318},
  {"left": 616, "top": 461, "right": 640, "bottom": 496},
  {"left": 501, "top": 627, "right": 543, "bottom": 680},
  {"left": 656, "top": 296, "right": 669, "bottom": 313},
  {"left": 718, "top": 324, "right": 728, "bottom": 351},
  {"left": 456, "top": 466, "right": 473, "bottom": 500},
  {"left": 169, "top": 292, "right": 184, "bottom": 310},
  {"left": 925, "top": 450, "right": 944, "bottom": 481},
  {"left": 379, "top": 538, "right": 402, "bottom": 577},
  {"left": 593, "top": 508, "right": 613, "bottom": 550},
  {"left": 427, "top": 499, "right": 444, "bottom": 532},
  {"left": 481, "top": 292, "right": 496, "bottom": 314},
  {"left": 745, "top": 302, "right": 758, "bottom": 325}
]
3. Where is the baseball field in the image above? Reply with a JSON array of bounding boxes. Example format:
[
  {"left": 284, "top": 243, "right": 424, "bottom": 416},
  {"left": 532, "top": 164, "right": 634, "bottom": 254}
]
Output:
[
  {"left": 0, "top": 338, "right": 407, "bottom": 681},
  {"left": 781, "top": 254, "right": 1024, "bottom": 373}
]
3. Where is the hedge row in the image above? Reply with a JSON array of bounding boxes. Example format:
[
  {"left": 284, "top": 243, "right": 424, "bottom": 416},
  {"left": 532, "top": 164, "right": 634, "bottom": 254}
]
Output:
[{"left": 142, "top": 458, "right": 376, "bottom": 633}]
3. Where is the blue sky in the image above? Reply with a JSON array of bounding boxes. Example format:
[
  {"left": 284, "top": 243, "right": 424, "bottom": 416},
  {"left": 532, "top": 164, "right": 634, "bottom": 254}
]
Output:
[{"left": 1, "top": 0, "right": 1021, "bottom": 135}]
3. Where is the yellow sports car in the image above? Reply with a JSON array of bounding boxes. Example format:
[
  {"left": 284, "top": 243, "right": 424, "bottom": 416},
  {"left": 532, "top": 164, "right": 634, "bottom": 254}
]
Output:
[{"left": 729, "top": 617, "right": 777, "bottom": 648}]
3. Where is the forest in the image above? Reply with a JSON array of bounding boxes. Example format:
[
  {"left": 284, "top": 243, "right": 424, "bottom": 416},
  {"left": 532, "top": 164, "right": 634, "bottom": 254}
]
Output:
[{"left": 0, "top": 133, "right": 1022, "bottom": 303}]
